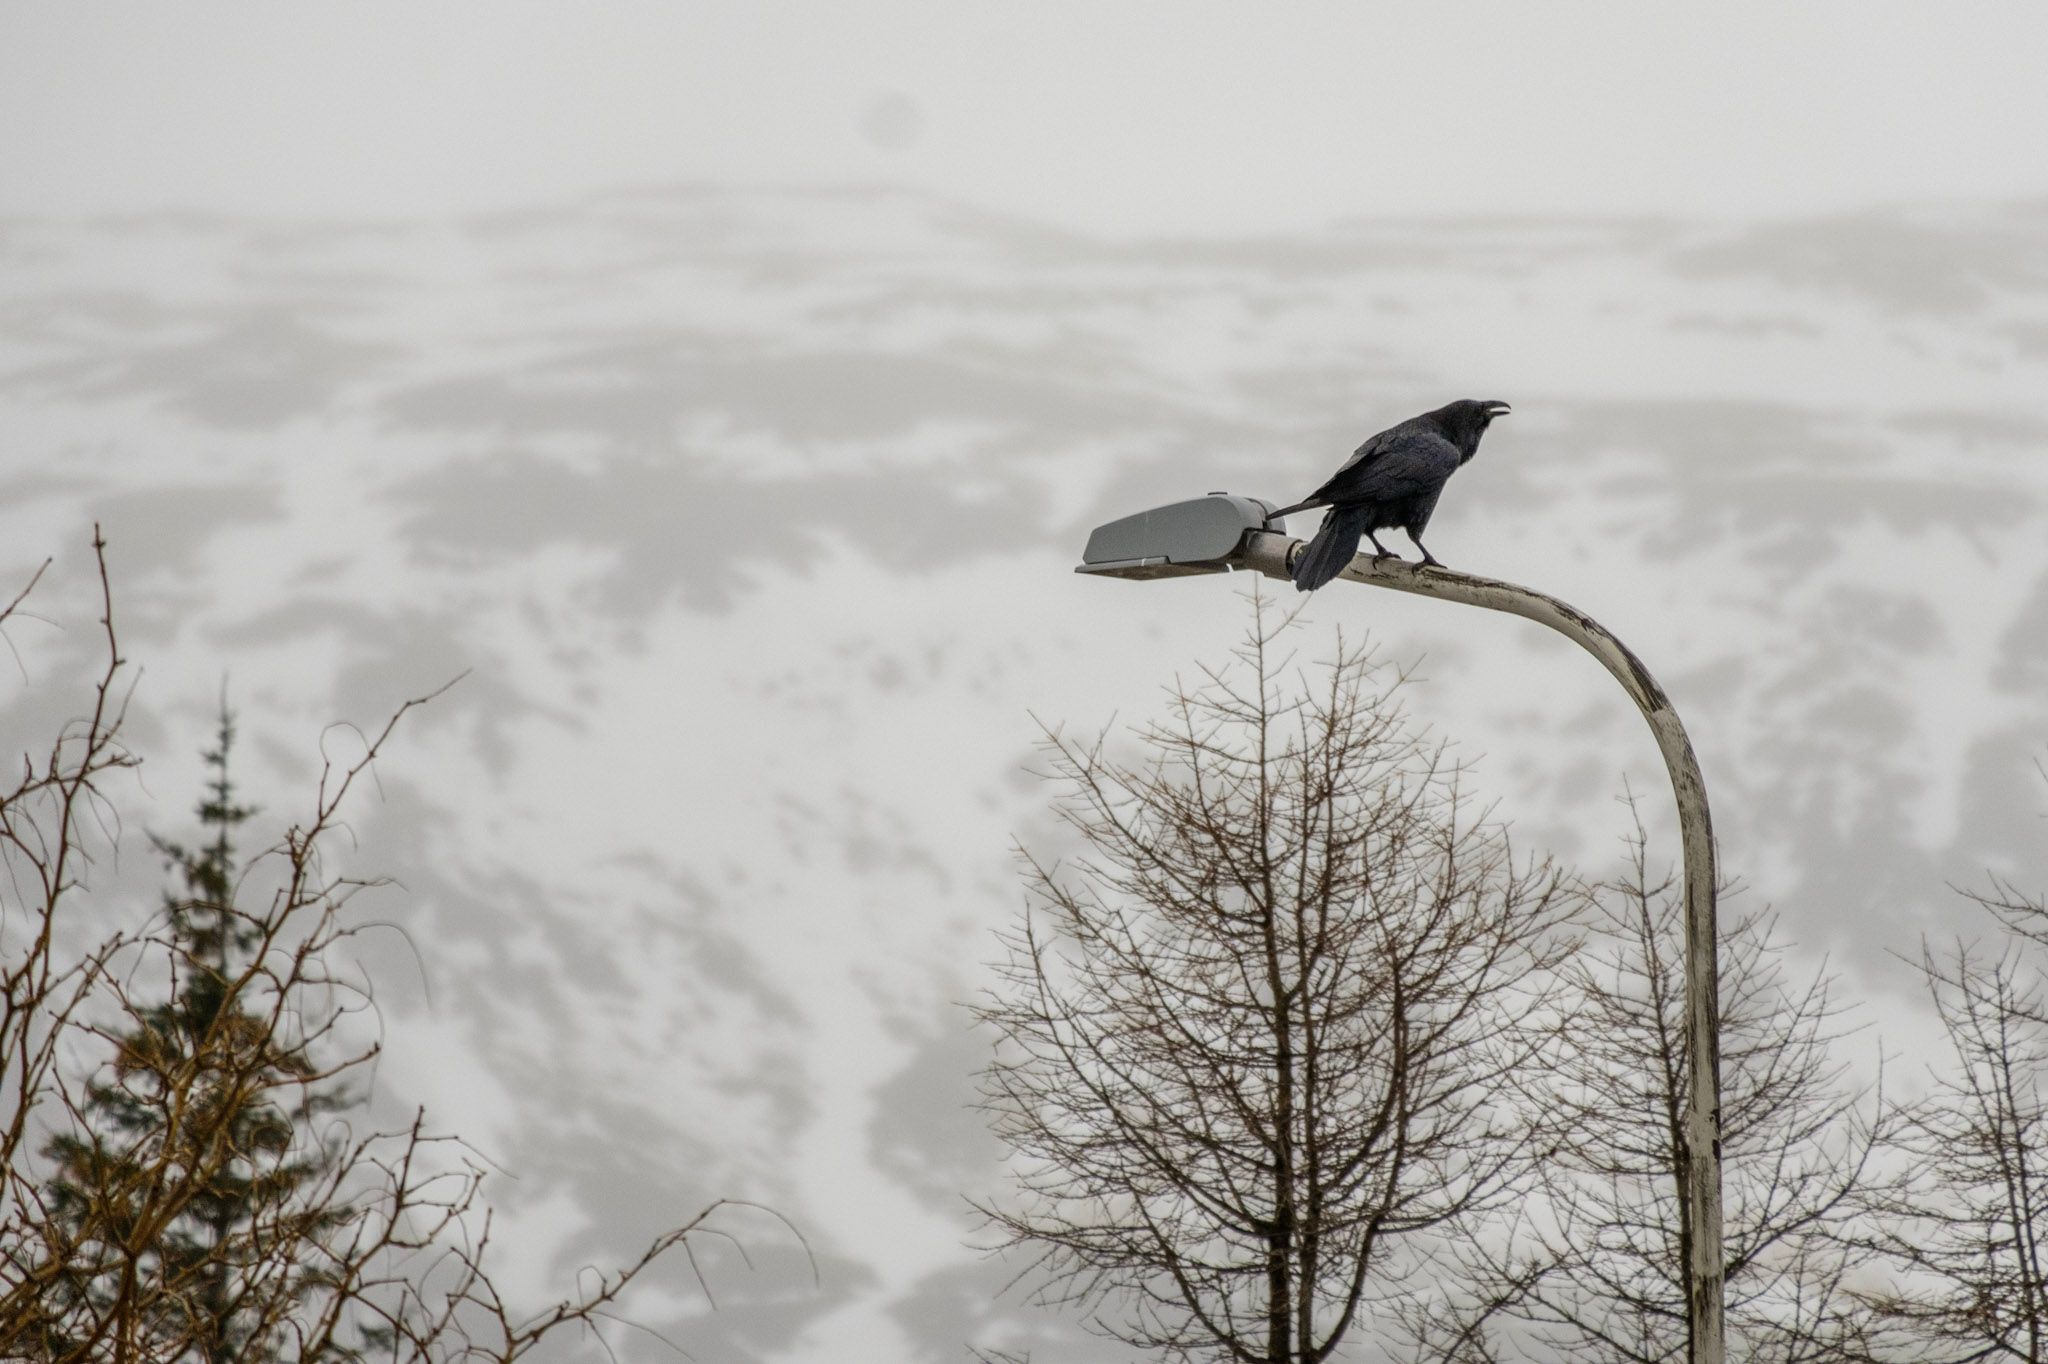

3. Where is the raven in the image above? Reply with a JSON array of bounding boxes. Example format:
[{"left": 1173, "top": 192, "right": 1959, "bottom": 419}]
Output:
[{"left": 1274, "top": 398, "right": 1510, "bottom": 591}]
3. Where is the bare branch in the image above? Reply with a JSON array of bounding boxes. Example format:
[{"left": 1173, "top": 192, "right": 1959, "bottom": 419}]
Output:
[
  {"left": 979, "top": 591, "right": 1578, "bottom": 1363},
  {"left": 1, "top": 532, "right": 796, "bottom": 1363}
]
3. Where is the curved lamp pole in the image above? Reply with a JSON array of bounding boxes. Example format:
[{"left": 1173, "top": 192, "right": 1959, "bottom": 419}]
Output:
[{"left": 1077, "top": 496, "right": 1725, "bottom": 1364}]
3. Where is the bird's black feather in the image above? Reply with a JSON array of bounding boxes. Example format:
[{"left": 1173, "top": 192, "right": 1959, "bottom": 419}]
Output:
[
  {"left": 1290, "top": 506, "right": 1369, "bottom": 592},
  {"left": 1282, "top": 398, "right": 1508, "bottom": 591}
]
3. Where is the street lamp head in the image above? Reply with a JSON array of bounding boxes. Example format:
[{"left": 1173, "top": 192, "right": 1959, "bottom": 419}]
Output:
[{"left": 1075, "top": 493, "right": 1283, "bottom": 580}]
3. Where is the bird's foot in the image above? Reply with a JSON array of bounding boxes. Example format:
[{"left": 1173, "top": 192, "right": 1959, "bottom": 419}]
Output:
[
  {"left": 1418, "top": 554, "right": 1442, "bottom": 569},
  {"left": 1370, "top": 549, "right": 1402, "bottom": 562}
]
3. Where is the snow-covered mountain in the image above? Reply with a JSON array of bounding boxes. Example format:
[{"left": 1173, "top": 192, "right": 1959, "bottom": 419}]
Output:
[{"left": 4, "top": 185, "right": 2044, "bottom": 1360}]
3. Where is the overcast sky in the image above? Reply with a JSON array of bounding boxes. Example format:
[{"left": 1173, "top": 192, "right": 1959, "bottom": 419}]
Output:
[{"left": 7, "top": 4, "right": 2048, "bottom": 233}]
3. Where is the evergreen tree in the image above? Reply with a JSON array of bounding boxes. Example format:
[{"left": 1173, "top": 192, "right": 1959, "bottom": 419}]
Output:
[
  {"left": 5, "top": 540, "right": 780, "bottom": 1363},
  {"left": 42, "top": 704, "right": 350, "bottom": 1363}
]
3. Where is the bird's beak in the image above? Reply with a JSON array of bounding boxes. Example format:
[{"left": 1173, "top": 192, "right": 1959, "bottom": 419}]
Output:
[{"left": 1485, "top": 401, "right": 1512, "bottom": 417}]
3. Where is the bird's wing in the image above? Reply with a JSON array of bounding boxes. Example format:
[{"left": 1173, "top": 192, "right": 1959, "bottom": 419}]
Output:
[
  {"left": 1319, "top": 431, "right": 1460, "bottom": 504},
  {"left": 1352, "top": 435, "right": 1460, "bottom": 496},
  {"left": 1302, "top": 418, "right": 1432, "bottom": 502},
  {"left": 1336, "top": 426, "right": 1400, "bottom": 475},
  {"left": 1293, "top": 434, "right": 1385, "bottom": 507}
]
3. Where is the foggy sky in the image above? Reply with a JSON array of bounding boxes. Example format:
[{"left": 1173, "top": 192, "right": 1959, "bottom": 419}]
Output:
[
  {"left": 5, "top": 8, "right": 2048, "bottom": 1362},
  {"left": 7, "top": 5, "right": 2048, "bottom": 230}
]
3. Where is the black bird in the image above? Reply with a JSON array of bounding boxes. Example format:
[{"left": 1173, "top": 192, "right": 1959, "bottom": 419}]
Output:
[{"left": 1274, "top": 398, "right": 1511, "bottom": 591}]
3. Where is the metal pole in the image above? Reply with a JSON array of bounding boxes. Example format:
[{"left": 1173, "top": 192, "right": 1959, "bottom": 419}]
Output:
[{"left": 1234, "top": 530, "right": 1726, "bottom": 1364}]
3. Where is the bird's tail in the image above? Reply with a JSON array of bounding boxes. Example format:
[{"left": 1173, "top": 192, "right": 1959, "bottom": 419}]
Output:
[
  {"left": 1268, "top": 498, "right": 1324, "bottom": 520},
  {"left": 1290, "top": 506, "right": 1367, "bottom": 592}
]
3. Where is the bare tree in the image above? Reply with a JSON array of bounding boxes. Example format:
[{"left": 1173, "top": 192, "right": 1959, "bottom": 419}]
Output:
[
  {"left": 1421, "top": 803, "right": 1885, "bottom": 1364},
  {"left": 976, "top": 599, "right": 1578, "bottom": 1364},
  {"left": 1856, "top": 869, "right": 2048, "bottom": 1363},
  {"left": 0, "top": 531, "right": 799, "bottom": 1362}
]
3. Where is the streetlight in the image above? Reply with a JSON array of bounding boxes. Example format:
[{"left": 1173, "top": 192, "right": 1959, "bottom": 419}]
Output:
[{"left": 1077, "top": 493, "right": 1726, "bottom": 1364}]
